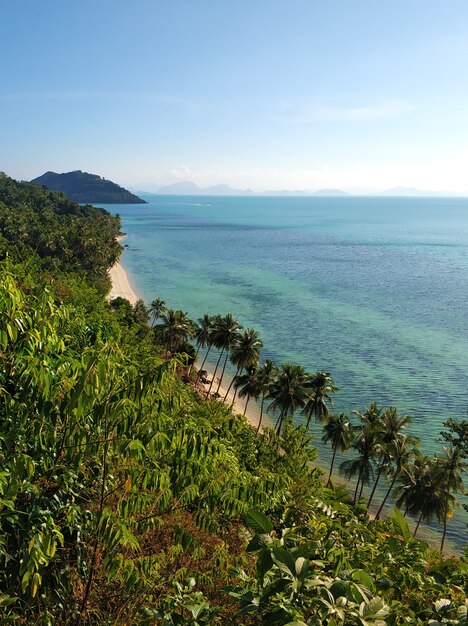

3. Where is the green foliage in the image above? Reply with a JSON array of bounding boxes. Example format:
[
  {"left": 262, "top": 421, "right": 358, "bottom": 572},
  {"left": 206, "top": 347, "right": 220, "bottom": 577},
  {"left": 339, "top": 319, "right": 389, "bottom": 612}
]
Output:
[
  {"left": 0, "top": 174, "right": 121, "bottom": 293},
  {"left": 0, "top": 173, "right": 466, "bottom": 625},
  {"left": 31, "top": 169, "right": 147, "bottom": 204}
]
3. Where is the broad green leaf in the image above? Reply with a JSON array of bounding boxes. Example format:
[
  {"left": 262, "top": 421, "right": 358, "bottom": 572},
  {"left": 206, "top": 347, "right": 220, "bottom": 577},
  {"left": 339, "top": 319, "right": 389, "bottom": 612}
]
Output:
[
  {"left": 245, "top": 510, "right": 273, "bottom": 534},
  {"left": 391, "top": 507, "right": 411, "bottom": 542}
]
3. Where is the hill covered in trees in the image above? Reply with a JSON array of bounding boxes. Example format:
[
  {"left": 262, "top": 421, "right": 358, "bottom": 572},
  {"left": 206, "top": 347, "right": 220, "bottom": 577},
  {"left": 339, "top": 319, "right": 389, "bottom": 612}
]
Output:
[
  {"left": 0, "top": 174, "right": 466, "bottom": 625},
  {"left": 31, "top": 170, "right": 147, "bottom": 204}
]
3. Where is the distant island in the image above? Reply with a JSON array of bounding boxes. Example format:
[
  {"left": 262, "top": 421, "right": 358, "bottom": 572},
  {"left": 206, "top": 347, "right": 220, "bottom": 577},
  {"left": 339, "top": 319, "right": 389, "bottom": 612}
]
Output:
[
  {"left": 156, "top": 180, "right": 349, "bottom": 196},
  {"left": 31, "top": 170, "right": 147, "bottom": 204},
  {"left": 153, "top": 180, "right": 464, "bottom": 197}
]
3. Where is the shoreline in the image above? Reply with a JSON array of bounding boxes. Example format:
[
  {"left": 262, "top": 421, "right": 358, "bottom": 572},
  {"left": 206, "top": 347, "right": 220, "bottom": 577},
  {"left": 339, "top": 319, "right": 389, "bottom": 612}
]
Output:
[
  {"left": 106, "top": 258, "right": 461, "bottom": 555},
  {"left": 107, "top": 235, "right": 139, "bottom": 305}
]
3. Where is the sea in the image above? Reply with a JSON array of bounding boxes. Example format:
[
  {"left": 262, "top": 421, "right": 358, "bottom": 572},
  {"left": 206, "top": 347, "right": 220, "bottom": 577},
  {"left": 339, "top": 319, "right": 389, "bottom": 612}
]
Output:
[{"left": 103, "top": 195, "right": 468, "bottom": 550}]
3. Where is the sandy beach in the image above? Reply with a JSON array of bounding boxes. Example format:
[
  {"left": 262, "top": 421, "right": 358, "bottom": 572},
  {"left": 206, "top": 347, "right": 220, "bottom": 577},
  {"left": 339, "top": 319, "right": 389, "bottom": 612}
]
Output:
[{"left": 107, "top": 236, "right": 139, "bottom": 306}]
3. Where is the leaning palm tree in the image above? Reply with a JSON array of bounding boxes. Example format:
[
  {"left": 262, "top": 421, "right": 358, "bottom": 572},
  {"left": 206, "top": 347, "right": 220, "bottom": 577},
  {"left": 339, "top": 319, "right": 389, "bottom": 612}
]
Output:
[
  {"left": 340, "top": 426, "right": 378, "bottom": 503},
  {"left": 322, "top": 413, "right": 353, "bottom": 486},
  {"left": 157, "top": 309, "right": 195, "bottom": 356},
  {"left": 367, "top": 407, "right": 414, "bottom": 509},
  {"left": 303, "top": 372, "right": 337, "bottom": 428},
  {"left": 189, "top": 314, "right": 212, "bottom": 375},
  {"left": 149, "top": 297, "right": 167, "bottom": 326},
  {"left": 375, "top": 435, "right": 419, "bottom": 519},
  {"left": 267, "top": 363, "right": 309, "bottom": 436},
  {"left": 434, "top": 446, "right": 467, "bottom": 552},
  {"left": 223, "top": 328, "right": 263, "bottom": 401},
  {"left": 206, "top": 314, "right": 241, "bottom": 397},
  {"left": 195, "top": 314, "right": 220, "bottom": 384},
  {"left": 395, "top": 455, "right": 448, "bottom": 538},
  {"left": 234, "top": 366, "right": 260, "bottom": 415},
  {"left": 353, "top": 401, "right": 383, "bottom": 429},
  {"left": 255, "top": 359, "right": 278, "bottom": 433},
  {"left": 214, "top": 316, "right": 243, "bottom": 396}
]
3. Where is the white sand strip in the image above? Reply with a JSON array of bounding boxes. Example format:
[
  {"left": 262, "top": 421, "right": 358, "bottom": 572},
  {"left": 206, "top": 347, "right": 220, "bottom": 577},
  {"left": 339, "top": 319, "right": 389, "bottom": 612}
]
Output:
[{"left": 108, "top": 261, "right": 139, "bottom": 306}]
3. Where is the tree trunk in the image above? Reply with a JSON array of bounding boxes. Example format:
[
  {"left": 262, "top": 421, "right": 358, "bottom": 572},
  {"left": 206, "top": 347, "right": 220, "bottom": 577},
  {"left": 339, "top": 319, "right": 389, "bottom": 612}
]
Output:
[
  {"left": 367, "top": 459, "right": 385, "bottom": 509},
  {"left": 244, "top": 396, "right": 250, "bottom": 415},
  {"left": 358, "top": 476, "right": 365, "bottom": 501},
  {"left": 206, "top": 348, "right": 224, "bottom": 397},
  {"left": 216, "top": 352, "right": 230, "bottom": 395},
  {"left": 353, "top": 467, "right": 363, "bottom": 503},
  {"left": 275, "top": 411, "right": 284, "bottom": 436},
  {"left": 327, "top": 444, "right": 338, "bottom": 487},
  {"left": 188, "top": 345, "right": 200, "bottom": 375},
  {"left": 256, "top": 395, "right": 265, "bottom": 434},
  {"left": 196, "top": 345, "right": 212, "bottom": 383},
  {"left": 413, "top": 511, "right": 423, "bottom": 537},
  {"left": 224, "top": 366, "right": 241, "bottom": 401},
  {"left": 440, "top": 504, "right": 448, "bottom": 553},
  {"left": 375, "top": 473, "right": 397, "bottom": 520}
]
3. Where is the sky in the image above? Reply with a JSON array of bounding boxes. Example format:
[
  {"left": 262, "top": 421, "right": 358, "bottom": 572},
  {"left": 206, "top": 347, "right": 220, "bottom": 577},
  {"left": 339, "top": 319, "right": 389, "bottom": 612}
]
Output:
[{"left": 2, "top": 0, "right": 468, "bottom": 192}]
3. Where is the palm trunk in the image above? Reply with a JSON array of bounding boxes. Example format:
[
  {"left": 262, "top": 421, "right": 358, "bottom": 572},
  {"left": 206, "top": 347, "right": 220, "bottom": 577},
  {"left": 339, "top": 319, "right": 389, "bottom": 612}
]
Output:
[
  {"left": 358, "top": 479, "right": 365, "bottom": 502},
  {"left": 275, "top": 411, "right": 285, "bottom": 436},
  {"left": 256, "top": 395, "right": 265, "bottom": 434},
  {"left": 196, "top": 345, "right": 212, "bottom": 383},
  {"left": 353, "top": 467, "right": 363, "bottom": 503},
  {"left": 216, "top": 352, "right": 230, "bottom": 395},
  {"left": 188, "top": 345, "right": 201, "bottom": 375},
  {"left": 206, "top": 348, "right": 224, "bottom": 397},
  {"left": 375, "top": 472, "right": 398, "bottom": 520},
  {"left": 224, "top": 366, "right": 241, "bottom": 401},
  {"left": 327, "top": 443, "right": 338, "bottom": 487},
  {"left": 367, "top": 459, "right": 385, "bottom": 508},
  {"left": 244, "top": 396, "right": 250, "bottom": 415},
  {"left": 440, "top": 503, "right": 448, "bottom": 553},
  {"left": 413, "top": 511, "right": 423, "bottom": 537}
]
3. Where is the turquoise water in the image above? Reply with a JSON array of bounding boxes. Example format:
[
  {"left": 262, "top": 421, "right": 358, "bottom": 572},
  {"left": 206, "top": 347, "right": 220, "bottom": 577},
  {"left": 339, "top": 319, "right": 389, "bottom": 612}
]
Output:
[{"left": 105, "top": 195, "right": 468, "bottom": 549}]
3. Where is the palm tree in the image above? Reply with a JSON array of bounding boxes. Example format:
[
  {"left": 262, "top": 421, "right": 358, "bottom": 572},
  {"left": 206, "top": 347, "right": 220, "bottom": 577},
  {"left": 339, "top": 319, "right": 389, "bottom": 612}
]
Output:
[
  {"left": 353, "top": 401, "right": 383, "bottom": 429},
  {"left": 395, "top": 456, "right": 447, "bottom": 538},
  {"left": 234, "top": 366, "right": 259, "bottom": 415},
  {"left": 223, "top": 328, "right": 263, "bottom": 401},
  {"left": 375, "top": 435, "right": 418, "bottom": 519},
  {"left": 157, "top": 309, "right": 195, "bottom": 356},
  {"left": 303, "top": 372, "right": 337, "bottom": 428},
  {"left": 195, "top": 314, "right": 220, "bottom": 384},
  {"left": 214, "top": 316, "right": 243, "bottom": 396},
  {"left": 435, "top": 446, "right": 467, "bottom": 552},
  {"left": 149, "top": 297, "right": 167, "bottom": 326},
  {"left": 340, "top": 426, "right": 378, "bottom": 503},
  {"left": 321, "top": 413, "right": 353, "bottom": 486},
  {"left": 206, "top": 314, "right": 241, "bottom": 397},
  {"left": 255, "top": 359, "right": 278, "bottom": 433},
  {"left": 267, "top": 363, "right": 309, "bottom": 436},
  {"left": 366, "top": 407, "right": 414, "bottom": 509},
  {"left": 189, "top": 314, "right": 212, "bottom": 375}
]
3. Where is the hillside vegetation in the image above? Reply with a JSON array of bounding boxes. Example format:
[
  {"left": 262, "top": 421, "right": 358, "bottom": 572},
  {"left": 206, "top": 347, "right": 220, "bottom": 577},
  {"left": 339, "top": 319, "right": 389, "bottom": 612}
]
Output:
[
  {"left": 30, "top": 170, "right": 147, "bottom": 204},
  {"left": 0, "top": 175, "right": 466, "bottom": 625}
]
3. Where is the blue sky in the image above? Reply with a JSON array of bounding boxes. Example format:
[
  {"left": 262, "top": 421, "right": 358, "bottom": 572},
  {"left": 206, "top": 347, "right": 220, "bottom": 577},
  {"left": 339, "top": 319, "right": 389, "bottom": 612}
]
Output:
[{"left": 1, "top": 0, "right": 468, "bottom": 191}]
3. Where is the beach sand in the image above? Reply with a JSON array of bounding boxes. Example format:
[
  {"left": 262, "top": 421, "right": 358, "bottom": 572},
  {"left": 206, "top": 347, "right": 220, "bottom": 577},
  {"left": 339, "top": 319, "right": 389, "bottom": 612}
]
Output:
[{"left": 107, "top": 237, "right": 139, "bottom": 306}]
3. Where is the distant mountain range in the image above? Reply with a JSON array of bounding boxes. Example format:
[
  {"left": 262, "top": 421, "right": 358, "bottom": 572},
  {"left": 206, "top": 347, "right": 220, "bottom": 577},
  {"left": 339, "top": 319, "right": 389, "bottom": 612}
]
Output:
[
  {"left": 31, "top": 171, "right": 147, "bottom": 204},
  {"left": 156, "top": 181, "right": 349, "bottom": 196},
  {"left": 153, "top": 181, "right": 462, "bottom": 197}
]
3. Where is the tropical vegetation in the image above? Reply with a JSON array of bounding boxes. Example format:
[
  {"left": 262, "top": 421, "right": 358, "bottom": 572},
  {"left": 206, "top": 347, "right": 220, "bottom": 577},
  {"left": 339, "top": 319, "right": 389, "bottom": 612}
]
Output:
[{"left": 0, "top": 174, "right": 466, "bottom": 625}]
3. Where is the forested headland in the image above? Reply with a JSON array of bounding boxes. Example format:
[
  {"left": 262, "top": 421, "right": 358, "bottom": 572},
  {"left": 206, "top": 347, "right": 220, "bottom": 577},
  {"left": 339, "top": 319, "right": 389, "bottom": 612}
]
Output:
[
  {"left": 0, "top": 173, "right": 466, "bottom": 625},
  {"left": 30, "top": 170, "right": 147, "bottom": 205}
]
